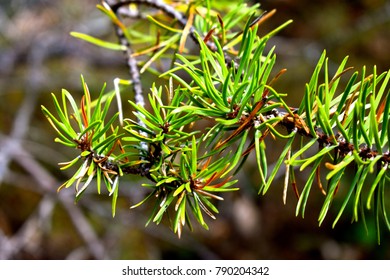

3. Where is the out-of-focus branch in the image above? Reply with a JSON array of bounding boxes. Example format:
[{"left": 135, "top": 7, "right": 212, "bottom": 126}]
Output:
[{"left": 0, "top": 136, "right": 107, "bottom": 259}]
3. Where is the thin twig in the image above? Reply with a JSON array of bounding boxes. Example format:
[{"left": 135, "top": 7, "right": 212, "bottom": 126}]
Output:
[
  {"left": 104, "top": 0, "right": 149, "bottom": 153},
  {"left": 109, "top": 0, "right": 199, "bottom": 44}
]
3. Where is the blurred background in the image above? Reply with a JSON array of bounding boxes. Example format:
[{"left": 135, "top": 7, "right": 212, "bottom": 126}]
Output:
[{"left": 0, "top": 0, "right": 389, "bottom": 259}]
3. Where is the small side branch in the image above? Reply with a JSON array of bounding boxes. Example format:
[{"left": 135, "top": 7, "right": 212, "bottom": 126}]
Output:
[{"left": 104, "top": 1, "right": 148, "bottom": 152}]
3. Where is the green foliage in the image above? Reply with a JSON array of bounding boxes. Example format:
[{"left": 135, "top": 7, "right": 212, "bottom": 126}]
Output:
[
  {"left": 41, "top": 76, "right": 124, "bottom": 215},
  {"left": 42, "top": 0, "right": 390, "bottom": 240},
  {"left": 287, "top": 54, "right": 390, "bottom": 243}
]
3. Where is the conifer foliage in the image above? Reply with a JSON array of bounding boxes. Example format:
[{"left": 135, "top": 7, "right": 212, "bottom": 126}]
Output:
[{"left": 42, "top": 0, "right": 390, "bottom": 240}]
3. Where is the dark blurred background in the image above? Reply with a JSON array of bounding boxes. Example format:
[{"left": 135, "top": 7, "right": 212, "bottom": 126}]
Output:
[{"left": 0, "top": 0, "right": 389, "bottom": 259}]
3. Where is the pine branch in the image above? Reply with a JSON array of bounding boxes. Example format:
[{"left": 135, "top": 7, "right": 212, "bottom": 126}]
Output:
[{"left": 42, "top": 1, "right": 390, "bottom": 239}]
